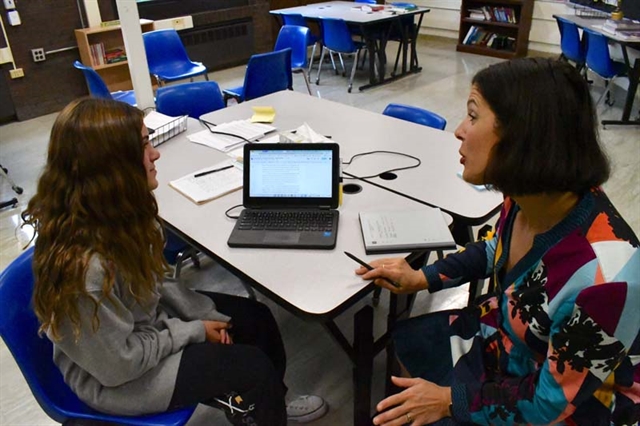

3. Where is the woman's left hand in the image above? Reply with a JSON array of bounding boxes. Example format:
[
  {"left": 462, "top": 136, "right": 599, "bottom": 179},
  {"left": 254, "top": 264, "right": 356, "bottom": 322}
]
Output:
[{"left": 373, "top": 376, "right": 451, "bottom": 426}]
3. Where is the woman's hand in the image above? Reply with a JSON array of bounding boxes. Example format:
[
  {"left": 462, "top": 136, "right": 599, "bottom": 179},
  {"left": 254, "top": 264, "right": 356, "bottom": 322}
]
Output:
[
  {"left": 355, "top": 257, "right": 428, "bottom": 294},
  {"left": 203, "top": 320, "right": 233, "bottom": 344},
  {"left": 373, "top": 376, "right": 451, "bottom": 426}
]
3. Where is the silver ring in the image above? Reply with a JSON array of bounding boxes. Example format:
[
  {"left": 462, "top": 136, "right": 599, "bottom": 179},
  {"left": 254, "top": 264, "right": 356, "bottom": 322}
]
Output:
[{"left": 406, "top": 412, "right": 413, "bottom": 423}]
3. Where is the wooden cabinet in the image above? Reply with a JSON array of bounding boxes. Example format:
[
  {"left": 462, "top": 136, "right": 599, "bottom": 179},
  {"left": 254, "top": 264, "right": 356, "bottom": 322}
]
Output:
[
  {"left": 456, "top": 0, "right": 533, "bottom": 59},
  {"left": 75, "top": 20, "right": 154, "bottom": 92}
]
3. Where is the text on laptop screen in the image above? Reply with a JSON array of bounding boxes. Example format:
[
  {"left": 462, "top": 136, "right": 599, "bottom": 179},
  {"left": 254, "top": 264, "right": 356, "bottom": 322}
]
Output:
[{"left": 249, "top": 149, "right": 333, "bottom": 198}]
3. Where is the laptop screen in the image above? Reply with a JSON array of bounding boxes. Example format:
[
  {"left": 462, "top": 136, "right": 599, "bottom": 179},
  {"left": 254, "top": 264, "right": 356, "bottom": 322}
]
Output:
[{"left": 243, "top": 143, "right": 340, "bottom": 209}]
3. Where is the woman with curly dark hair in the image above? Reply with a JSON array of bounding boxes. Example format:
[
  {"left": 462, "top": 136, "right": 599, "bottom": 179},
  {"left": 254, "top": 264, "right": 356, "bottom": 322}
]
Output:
[{"left": 22, "top": 98, "right": 327, "bottom": 425}]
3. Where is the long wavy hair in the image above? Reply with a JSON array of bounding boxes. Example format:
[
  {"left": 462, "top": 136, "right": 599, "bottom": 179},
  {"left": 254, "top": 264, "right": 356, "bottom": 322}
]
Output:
[{"left": 22, "top": 98, "right": 169, "bottom": 341}]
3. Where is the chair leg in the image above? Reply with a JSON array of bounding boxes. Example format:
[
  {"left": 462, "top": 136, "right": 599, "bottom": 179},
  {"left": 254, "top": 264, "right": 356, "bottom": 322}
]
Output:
[
  {"left": 338, "top": 53, "right": 347, "bottom": 77},
  {"left": 296, "top": 69, "right": 313, "bottom": 95},
  {"left": 348, "top": 52, "right": 358, "bottom": 93},
  {"left": 316, "top": 47, "right": 327, "bottom": 85},
  {"left": 329, "top": 51, "right": 338, "bottom": 74},
  {"left": 308, "top": 42, "right": 318, "bottom": 77}
]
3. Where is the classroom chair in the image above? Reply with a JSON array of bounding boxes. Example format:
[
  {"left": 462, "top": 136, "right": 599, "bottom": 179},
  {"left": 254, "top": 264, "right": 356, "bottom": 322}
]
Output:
[
  {"left": 222, "top": 48, "right": 293, "bottom": 105},
  {"left": 142, "top": 29, "right": 209, "bottom": 86},
  {"left": 555, "top": 16, "right": 586, "bottom": 76},
  {"left": 0, "top": 246, "right": 196, "bottom": 426},
  {"left": 583, "top": 27, "right": 628, "bottom": 106},
  {"left": 274, "top": 25, "right": 313, "bottom": 95},
  {"left": 281, "top": 13, "right": 321, "bottom": 75},
  {"left": 382, "top": 103, "right": 447, "bottom": 130},
  {"left": 316, "top": 18, "right": 367, "bottom": 93},
  {"left": 73, "top": 61, "right": 137, "bottom": 106},
  {"left": 156, "top": 81, "right": 226, "bottom": 119}
]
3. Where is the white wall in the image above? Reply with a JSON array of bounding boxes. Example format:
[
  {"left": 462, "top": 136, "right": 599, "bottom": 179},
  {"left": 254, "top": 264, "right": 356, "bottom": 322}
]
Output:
[{"left": 414, "top": 0, "right": 577, "bottom": 54}]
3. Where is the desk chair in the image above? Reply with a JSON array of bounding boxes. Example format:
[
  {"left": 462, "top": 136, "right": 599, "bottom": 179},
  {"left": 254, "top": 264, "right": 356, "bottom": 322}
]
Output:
[
  {"left": 583, "top": 28, "right": 628, "bottom": 107},
  {"left": 382, "top": 103, "right": 447, "bottom": 130},
  {"left": 275, "top": 25, "right": 313, "bottom": 95},
  {"left": 316, "top": 18, "right": 367, "bottom": 93},
  {"left": 281, "top": 14, "right": 321, "bottom": 76},
  {"left": 0, "top": 164, "right": 22, "bottom": 210},
  {"left": 156, "top": 81, "right": 226, "bottom": 119},
  {"left": 0, "top": 247, "right": 196, "bottom": 426},
  {"left": 142, "top": 29, "right": 209, "bottom": 86},
  {"left": 73, "top": 61, "right": 136, "bottom": 106},
  {"left": 555, "top": 16, "right": 586, "bottom": 76},
  {"left": 222, "top": 48, "right": 292, "bottom": 105}
]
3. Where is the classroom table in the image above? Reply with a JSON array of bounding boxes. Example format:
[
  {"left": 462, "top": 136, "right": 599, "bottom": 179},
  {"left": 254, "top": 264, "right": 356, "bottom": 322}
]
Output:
[
  {"left": 271, "top": 1, "right": 430, "bottom": 91},
  {"left": 554, "top": 14, "right": 640, "bottom": 127},
  {"left": 154, "top": 91, "right": 503, "bottom": 425}
]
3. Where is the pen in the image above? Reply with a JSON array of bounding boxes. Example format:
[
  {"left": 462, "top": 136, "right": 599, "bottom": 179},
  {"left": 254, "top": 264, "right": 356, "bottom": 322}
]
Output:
[
  {"left": 344, "top": 251, "right": 401, "bottom": 288},
  {"left": 194, "top": 164, "right": 234, "bottom": 178}
]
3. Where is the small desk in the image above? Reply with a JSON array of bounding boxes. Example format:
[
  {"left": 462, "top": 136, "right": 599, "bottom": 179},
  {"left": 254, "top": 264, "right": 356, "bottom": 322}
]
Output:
[
  {"left": 555, "top": 14, "right": 640, "bottom": 127},
  {"left": 155, "top": 91, "right": 502, "bottom": 425},
  {"left": 271, "top": 1, "right": 430, "bottom": 91}
]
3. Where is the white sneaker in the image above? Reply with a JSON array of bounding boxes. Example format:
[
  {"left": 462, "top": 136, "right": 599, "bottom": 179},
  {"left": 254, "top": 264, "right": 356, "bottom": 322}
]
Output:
[{"left": 286, "top": 395, "right": 329, "bottom": 423}]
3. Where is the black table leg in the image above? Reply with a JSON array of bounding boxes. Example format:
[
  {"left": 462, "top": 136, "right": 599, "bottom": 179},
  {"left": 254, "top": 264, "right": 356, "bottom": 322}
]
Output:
[{"left": 353, "top": 305, "right": 374, "bottom": 426}]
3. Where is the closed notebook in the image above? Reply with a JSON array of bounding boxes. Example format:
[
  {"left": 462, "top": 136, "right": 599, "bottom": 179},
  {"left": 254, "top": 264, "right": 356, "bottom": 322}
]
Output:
[
  {"left": 359, "top": 208, "right": 456, "bottom": 254},
  {"left": 169, "top": 159, "right": 243, "bottom": 204}
]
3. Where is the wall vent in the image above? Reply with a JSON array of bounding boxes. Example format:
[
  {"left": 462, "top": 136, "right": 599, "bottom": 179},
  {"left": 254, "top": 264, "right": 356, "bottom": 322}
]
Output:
[{"left": 180, "top": 19, "right": 254, "bottom": 71}]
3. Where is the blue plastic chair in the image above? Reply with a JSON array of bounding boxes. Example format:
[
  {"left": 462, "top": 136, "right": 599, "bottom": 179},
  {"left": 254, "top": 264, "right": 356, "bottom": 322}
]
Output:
[
  {"left": 316, "top": 18, "right": 367, "bottom": 93},
  {"left": 156, "top": 81, "right": 226, "bottom": 119},
  {"left": 0, "top": 247, "right": 196, "bottom": 426},
  {"left": 555, "top": 16, "right": 586, "bottom": 73},
  {"left": 73, "top": 61, "right": 137, "bottom": 106},
  {"left": 583, "top": 27, "right": 628, "bottom": 106},
  {"left": 281, "top": 14, "right": 320, "bottom": 75},
  {"left": 222, "top": 48, "right": 293, "bottom": 105},
  {"left": 142, "top": 29, "right": 209, "bottom": 86},
  {"left": 355, "top": 0, "right": 377, "bottom": 4},
  {"left": 275, "top": 25, "right": 313, "bottom": 95},
  {"left": 382, "top": 103, "right": 447, "bottom": 130}
]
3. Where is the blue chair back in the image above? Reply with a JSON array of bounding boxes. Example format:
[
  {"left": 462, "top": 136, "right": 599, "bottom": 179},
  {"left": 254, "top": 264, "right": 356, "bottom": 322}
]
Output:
[
  {"left": 282, "top": 13, "right": 308, "bottom": 27},
  {"left": 0, "top": 247, "right": 195, "bottom": 426},
  {"left": 142, "top": 29, "right": 207, "bottom": 83},
  {"left": 382, "top": 103, "right": 447, "bottom": 130},
  {"left": 243, "top": 48, "right": 293, "bottom": 102},
  {"left": 583, "top": 28, "right": 622, "bottom": 79},
  {"left": 156, "top": 81, "right": 225, "bottom": 119},
  {"left": 275, "top": 25, "right": 310, "bottom": 70},
  {"left": 555, "top": 16, "right": 585, "bottom": 65},
  {"left": 319, "top": 18, "right": 357, "bottom": 54},
  {"left": 73, "top": 60, "right": 113, "bottom": 99}
]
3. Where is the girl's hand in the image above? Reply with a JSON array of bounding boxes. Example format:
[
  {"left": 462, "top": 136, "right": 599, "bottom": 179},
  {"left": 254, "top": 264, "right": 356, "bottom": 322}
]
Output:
[
  {"left": 355, "top": 257, "right": 428, "bottom": 293},
  {"left": 203, "top": 321, "right": 233, "bottom": 344}
]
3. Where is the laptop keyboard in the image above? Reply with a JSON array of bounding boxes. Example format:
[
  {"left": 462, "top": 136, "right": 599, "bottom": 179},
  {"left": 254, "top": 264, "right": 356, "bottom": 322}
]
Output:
[{"left": 238, "top": 210, "right": 335, "bottom": 232}]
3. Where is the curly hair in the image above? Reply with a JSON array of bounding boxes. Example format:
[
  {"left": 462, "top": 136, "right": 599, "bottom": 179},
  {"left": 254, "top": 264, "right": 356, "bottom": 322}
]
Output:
[{"left": 22, "top": 98, "right": 169, "bottom": 341}]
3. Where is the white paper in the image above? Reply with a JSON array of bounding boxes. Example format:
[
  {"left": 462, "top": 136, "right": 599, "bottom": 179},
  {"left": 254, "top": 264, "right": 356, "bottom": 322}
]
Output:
[
  {"left": 169, "top": 159, "right": 243, "bottom": 204},
  {"left": 189, "top": 120, "right": 277, "bottom": 152}
]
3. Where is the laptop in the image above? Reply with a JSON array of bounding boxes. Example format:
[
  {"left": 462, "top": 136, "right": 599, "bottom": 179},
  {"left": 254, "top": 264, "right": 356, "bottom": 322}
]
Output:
[{"left": 227, "top": 143, "right": 340, "bottom": 249}]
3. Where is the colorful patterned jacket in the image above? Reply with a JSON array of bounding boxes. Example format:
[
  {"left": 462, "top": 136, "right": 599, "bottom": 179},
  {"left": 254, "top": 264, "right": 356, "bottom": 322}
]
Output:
[{"left": 422, "top": 188, "right": 640, "bottom": 425}]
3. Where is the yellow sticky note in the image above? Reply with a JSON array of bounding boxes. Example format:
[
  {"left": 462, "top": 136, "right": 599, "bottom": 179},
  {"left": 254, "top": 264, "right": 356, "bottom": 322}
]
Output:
[{"left": 251, "top": 106, "right": 276, "bottom": 123}]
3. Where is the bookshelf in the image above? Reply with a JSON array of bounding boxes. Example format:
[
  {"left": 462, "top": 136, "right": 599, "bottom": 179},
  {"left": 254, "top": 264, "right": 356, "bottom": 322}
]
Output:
[
  {"left": 456, "top": 0, "right": 533, "bottom": 59},
  {"left": 75, "top": 20, "right": 155, "bottom": 92}
]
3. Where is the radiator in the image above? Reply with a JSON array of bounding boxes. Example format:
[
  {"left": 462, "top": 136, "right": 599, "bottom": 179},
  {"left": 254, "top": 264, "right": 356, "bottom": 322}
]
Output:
[{"left": 180, "top": 19, "right": 254, "bottom": 71}]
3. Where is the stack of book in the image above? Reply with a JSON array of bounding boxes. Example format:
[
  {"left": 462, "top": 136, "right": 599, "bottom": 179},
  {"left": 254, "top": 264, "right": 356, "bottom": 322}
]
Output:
[
  {"left": 462, "top": 26, "right": 516, "bottom": 50},
  {"left": 601, "top": 18, "right": 640, "bottom": 40},
  {"left": 104, "top": 47, "right": 127, "bottom": 64},
  {"left": 89, "top": 42, "right": 105, "bottom": 66},
  {"left": 467, "top": 6, "right": 517, "bottom": 23}
]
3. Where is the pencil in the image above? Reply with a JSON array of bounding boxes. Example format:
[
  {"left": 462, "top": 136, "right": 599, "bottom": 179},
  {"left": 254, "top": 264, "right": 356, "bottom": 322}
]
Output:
[{"left": 344, "top": 251, "right": 401, "bottom": 288}]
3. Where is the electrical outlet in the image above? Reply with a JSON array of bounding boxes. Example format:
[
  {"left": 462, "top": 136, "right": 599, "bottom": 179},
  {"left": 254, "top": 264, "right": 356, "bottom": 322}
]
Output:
[
  {"left": 31, "top": 48, "right": 45, "bottom": 62},
  {"left": 9, "top": 68, "right": 24, "bottom": 79}
]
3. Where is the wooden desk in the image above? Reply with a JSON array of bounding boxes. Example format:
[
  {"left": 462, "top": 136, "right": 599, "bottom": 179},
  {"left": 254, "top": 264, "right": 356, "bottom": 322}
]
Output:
[
  {"left": 555, "top": 14, "right": 640, "bottom": 127},
  {"left": 271, "top": 1, "right": 430, "bottom": 91}
]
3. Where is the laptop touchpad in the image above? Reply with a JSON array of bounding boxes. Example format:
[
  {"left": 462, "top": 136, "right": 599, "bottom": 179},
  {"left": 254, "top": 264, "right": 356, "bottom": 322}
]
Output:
[{"left": 263, "top": 232, "right": 300, "bottom": 244}]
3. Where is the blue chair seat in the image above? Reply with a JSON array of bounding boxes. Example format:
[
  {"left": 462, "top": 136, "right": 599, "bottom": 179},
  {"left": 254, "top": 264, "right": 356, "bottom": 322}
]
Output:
[
  {"left": 142, "top": 29, "right": 209, "bottom": 85},
  {"left": 0, "top": 247, "right": 196, "bottom": 426}
]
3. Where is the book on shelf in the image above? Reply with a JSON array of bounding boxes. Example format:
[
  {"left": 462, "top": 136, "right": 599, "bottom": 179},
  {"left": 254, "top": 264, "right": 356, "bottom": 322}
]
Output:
[
  {"left": 169, "top": 159, "right": 243, "bottom": 204},
  {"left": 89, "top": 42, "right": 105, "bottom": 66},
  {"left": 104, "top": 47, "right": 126, "bottom": 64},
  {"left": 359, "top": 208, "right": 456, "bottom": 254}
]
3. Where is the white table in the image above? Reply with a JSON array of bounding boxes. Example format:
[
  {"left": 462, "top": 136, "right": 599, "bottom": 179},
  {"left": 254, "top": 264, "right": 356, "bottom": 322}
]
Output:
[
  {"left": 154, "top": 91, "right": 502, "bottom": 424},
  {"left": 270, "top": 1, "right": 430, "bottom": 90}
]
